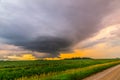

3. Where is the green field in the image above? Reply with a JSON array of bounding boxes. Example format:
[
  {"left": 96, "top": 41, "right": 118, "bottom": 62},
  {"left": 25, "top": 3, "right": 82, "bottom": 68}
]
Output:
[{"left": 0, "top": 59, "right": 120, "bottom": 80}]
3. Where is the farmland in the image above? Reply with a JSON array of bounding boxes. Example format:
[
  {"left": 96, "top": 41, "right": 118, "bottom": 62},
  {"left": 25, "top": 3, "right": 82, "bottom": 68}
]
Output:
[{"left": 0, "top": 59, "right": 120, "bottom": 80}]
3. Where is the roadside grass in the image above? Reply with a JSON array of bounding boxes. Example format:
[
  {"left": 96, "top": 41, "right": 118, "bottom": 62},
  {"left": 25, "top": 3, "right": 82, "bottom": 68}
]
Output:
[{"left": 17, "top": 60, "right": 120, "bottom": 80}]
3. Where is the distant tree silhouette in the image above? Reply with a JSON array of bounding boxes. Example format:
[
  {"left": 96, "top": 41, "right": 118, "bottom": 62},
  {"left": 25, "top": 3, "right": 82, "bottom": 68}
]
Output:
[{"left": 64, "top": 57, "right": 93, "bottom": 60}]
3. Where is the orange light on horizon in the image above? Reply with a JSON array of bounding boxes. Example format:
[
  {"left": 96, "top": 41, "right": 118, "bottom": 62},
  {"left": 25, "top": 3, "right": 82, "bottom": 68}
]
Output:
[
  {"left": 60, "top": 50, "right": 85, "bottom": 59},
  {"left": 44, "top": 50, "right": 84, "bottom": 60},
  {"left": 7, "top": 54, "right": 37, "bottom": 60}
]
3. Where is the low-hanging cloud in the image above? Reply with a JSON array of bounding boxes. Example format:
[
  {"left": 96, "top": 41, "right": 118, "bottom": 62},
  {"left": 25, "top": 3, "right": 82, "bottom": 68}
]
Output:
[{"left": 0, "top": 0, "right": 120, "bottom": 57}]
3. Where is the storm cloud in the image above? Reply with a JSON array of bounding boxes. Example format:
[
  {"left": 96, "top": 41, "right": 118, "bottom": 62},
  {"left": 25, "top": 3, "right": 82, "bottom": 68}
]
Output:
[{"left": 0, "top": 0, "right": 120, "bottom": 57}]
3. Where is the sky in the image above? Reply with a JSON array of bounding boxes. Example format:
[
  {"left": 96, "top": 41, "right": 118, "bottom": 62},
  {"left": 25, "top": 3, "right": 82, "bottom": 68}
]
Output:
[{"left": 0, "top": 0, "right": 120, "bottom": 60}]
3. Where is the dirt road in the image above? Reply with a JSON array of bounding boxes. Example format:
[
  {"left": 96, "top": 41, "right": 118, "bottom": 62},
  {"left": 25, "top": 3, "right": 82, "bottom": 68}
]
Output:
[{"left": 83, "top": 65, "right": 120, "bottom": 80}]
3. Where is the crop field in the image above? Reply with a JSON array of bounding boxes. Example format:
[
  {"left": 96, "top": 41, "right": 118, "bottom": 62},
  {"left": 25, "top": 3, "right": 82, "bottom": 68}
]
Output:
[{"left": 0, "top": 59, "right": 120, "bottom": 80}]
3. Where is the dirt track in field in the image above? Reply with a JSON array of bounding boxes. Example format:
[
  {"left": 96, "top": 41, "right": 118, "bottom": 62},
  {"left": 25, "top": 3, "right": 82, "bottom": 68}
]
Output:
[{"left": 83, "top": 65, "right": 120, "bottom": 80}]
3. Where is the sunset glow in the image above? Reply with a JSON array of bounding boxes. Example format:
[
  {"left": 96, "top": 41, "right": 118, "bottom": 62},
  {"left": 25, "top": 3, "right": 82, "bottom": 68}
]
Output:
[{"left": 0, "top": 0, "right": 120, "bottom": 60}]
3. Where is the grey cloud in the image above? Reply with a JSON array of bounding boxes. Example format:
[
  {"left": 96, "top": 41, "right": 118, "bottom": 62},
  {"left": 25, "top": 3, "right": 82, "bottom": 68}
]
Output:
[
  {"left": 80, "top": 38, "right": 105, "bottom": 49},
  {"left": 0, "top": 0, "right": 120, "bottom": 57}
]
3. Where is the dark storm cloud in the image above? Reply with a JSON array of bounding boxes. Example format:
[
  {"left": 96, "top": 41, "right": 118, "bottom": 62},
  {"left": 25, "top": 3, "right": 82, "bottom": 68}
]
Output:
[
  {"left": 0, "top": 0, "right": 120, "bottom": 57},
  {"left": 15, "top": 37, "right": 71, "bottom": 53}
]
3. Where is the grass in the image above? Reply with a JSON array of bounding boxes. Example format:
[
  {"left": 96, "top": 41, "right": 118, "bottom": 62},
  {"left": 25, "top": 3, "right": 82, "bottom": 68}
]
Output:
[
  {"left": 45, "top": 61, "right": 120, "bottom": 80},
  {"left": 17, "top": 60, "right": 120, "bottom": 80},
  {"left": 0, "top": 59, "right": 119, "bottom": 80}
]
